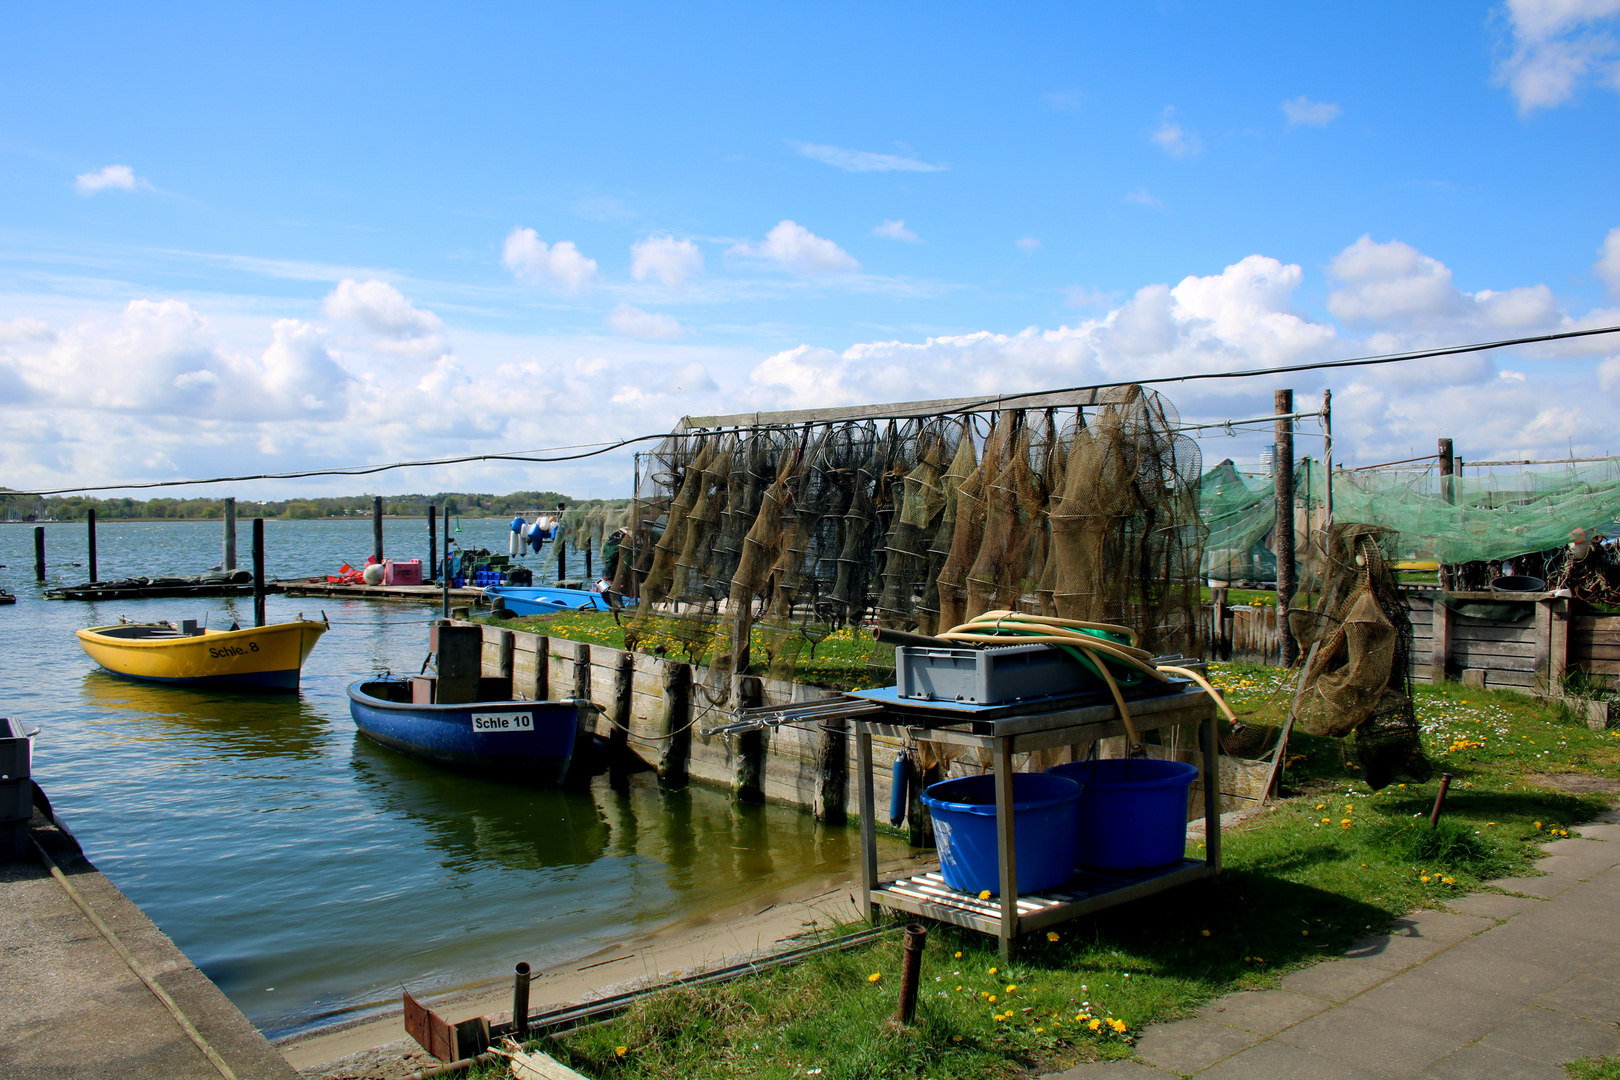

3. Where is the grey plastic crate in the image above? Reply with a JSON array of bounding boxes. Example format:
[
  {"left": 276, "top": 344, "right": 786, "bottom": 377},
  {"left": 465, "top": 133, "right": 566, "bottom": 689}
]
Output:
[
  {"left": 0, "top": 717, "right": 29, "bottom": 782},
  {"left": 894, "top": 643, "right": 1092, "bottom": 704}
]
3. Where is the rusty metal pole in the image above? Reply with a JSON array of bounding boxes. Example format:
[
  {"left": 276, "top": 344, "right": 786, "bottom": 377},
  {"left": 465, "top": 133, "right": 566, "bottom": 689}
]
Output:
[
  {"left": 427, "top": 505, "right": 437, "bottom": 583},
  {"left": 252, "top": 518, "right": 266, "bottom": 628},
  {"left": 86, "top": 508, "right": 98, "bottom": 583},
  {"left": 223, "top": 497, "right": 237, "bottom": 572},
  {"left": 1429, "top": 772, "right": 1454, "bottom": 829},
  {"left": 511, "top": 962, "right": 531, "bottom": 1040},
  {"left": 34, "top": 526, "right": 45, "bottom": 582},
  {"left": 895, "top": 923, "right": 927, "bottom": 1025},
  {"left": 373, "top": 496, "right": 384, "bottom": 565},
  {"left": 1275, "top": 390, "right": 1297, "bottom": 666}
]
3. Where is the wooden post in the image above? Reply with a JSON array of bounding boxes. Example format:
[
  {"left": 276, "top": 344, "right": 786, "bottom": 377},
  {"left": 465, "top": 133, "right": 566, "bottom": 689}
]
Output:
[
  {"left": 585, "top": 544, "right": 593, "bottom": 580},
  {"left": 427, "top": 505, "right": 437, "bottom": 582},
  {"left": 610, "top": 651, "right": 634, "bottom": 761},
  {"left": 1430, "top": 596, "right": 1451, "bottom": 685},
  {"left": 733, "top": 675, "right": 764, "bottom": 803},
  {"left": 572, "top": 642, "right": 592, "bottom": 703},
  {"left": 372, "top": 496, "right": 384, "bottom": 565},
  {"left": 251, "top": 518, "right": 266, "bottom": 628},
  {"left": 33, "top": 526, "right": 45, "bottom": 582},
  {"left": 1275, "top": 389, "right": 1297, "bottom": 666},
  {"left": 1549, "top": 595, "right": 1570, "bottom": 693},
  {"left": 557, "top": 539, "right": 567, "bottom": 583},
  {"left": 1438, "top": 438, "right": 1454, "bottom": 591},
  {"left": 814, "top": 718, "right": 849, "bottom": 824},
  {"left": 86, "top": 509, "right": 98, "bottom": 583},
  {"left": 524, "top": 636, "right": 550, "bottom": 701},
  {"left": 222, "top": 497, "right": 236, "bottom": 572},
  {"left": 657, "top": 660, "right": 691, "bottom": 787},
  {"left": 493, "top": 628, "right": 515, "bottom": 698}
]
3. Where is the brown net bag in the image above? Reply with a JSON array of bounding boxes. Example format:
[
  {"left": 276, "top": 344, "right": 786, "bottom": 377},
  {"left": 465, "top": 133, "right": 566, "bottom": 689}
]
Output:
[
  {"left": 935, "top": 416, "right": 1002, "bottom": 631},
  {"left": 916, "top": 422, "right": 976, "bottom": 635},
  {"left": 965, "top": 416, "right": 1046, "bottom": 618}
]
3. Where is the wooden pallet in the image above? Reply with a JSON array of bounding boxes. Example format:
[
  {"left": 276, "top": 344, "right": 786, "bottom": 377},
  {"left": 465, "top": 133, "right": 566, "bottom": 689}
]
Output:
[{"left": 872, "top": 862, "right": 1213, "bottom": 936}]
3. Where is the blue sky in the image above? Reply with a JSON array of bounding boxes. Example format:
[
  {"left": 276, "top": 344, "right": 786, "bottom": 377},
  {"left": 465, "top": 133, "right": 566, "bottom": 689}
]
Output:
[{"left": 2, "top": 2, "right": 1618, "bottom": 498}]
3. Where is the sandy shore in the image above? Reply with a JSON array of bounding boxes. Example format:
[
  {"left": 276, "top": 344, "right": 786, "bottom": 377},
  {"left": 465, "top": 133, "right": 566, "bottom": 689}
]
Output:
[{"left": 279, "top": 849, "right": 934, "bottom": 1079}]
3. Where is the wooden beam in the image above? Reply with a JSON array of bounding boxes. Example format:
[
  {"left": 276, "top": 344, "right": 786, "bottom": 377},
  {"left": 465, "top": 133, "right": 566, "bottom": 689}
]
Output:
[
  {"left": 1430, "top": 598, "right": 1451, "bottom": 685},
  {"left": 681, "top": 386, "right": 1130, "bottom": 431}
]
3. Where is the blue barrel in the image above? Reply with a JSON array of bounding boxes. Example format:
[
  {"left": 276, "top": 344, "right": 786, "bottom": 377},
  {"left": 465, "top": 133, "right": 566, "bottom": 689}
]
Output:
[
  {"left": 920, "top": 773, "right": 1082, "bottom": 896},
  {"left": 1048, "top": 758, "right": 1199, "bottom": 869}
]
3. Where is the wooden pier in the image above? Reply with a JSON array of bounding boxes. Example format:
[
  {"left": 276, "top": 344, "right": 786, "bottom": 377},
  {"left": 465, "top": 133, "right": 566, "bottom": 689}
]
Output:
[{"left": 276, "top": 580, "right": 484, "bottom": 604}]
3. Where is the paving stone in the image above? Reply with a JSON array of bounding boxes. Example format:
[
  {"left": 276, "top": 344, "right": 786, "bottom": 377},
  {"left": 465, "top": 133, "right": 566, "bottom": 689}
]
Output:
[
  {"left": 1272, "top": 1003, "right": 1467, "bottom": 1075},
  {"left": 1344, "top": 972, "right": 1526, "bottom": 1039},
  {"left": 1417, "top": 1043, "right": 1574, "bottom": 1080},
  {"left": 1477, "top": 1005, "right": 1620, "bottom": 1062},
  {"left": 1416, "top": 944, "right": 1576, "bottom": 1002},
  {"left": 1486, "top": 874, "right": 1576, "bottom": 898},
  {"left": 1535, "top": 971, "right": 1620, "bottom": 1023},
  {"left": 1446, "top": 893, "right": 1542, "bottom": 920},
  {"left": 1278, "top": 959, "right": 1394, "bottom": 1003},
  {"left": 1504, "top": 901, "right": 1620, "bottom": 947},
  {"left": 1574, "top": 822, "right": 1620, "bottom": 840},
  {"left": 1340, "top": 930, "right": 1460, "bottom": 970},
  {"left": 1038, "top": 1060, "right": 1179, "bottom": 1080},
  {"left": 1132, "top": 1017, "right": 1258, "bottom": 1074},
  {"left": 1533, "top": 853, "right": 1620, "bottom": 882},
  {"left": 1392, "top": 909, "right": 1496, "bottom": 944},
  {"left": 1538, "top": 836, "right": 1620, "bottom": 859},
  {"left": 1197, "top": 989, "right": 1328, "bottom": 1036},
  {"left": 1193, "top": 1039, "right": 1389, "bottom": 1080},
  {"left": 1579, "top": 951, "right": 1620, "bottom": 983},
  {"left": 1463, "top": 917, "right": 1618, "bottom": 970}
]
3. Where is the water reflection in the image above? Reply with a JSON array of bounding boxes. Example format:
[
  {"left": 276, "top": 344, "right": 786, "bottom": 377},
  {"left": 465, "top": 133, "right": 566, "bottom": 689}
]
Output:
[
  {"left": 77, "top": 669, "right": 329, "bottom": 760},
  {"left": 350, "top": 735, "right": 611, "bottom": 871}
]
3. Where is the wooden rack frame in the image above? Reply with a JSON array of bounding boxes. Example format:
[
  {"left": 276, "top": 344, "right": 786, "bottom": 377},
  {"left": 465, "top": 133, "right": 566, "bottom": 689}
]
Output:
[{"left": 850, "top": 687, "right": 1220, "bottom": 959}]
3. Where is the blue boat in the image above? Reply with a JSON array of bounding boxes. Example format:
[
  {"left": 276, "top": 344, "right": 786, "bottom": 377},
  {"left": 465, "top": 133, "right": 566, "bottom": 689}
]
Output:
[
  {"left": 484, "top": 585, "right": 624, "bottom": 616},
  {"left": 347, "top": 677, "right": 584, "bottom": 785}
]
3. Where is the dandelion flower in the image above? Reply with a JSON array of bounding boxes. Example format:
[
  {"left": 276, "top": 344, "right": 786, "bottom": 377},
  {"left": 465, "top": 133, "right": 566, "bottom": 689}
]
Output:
[
  {"left": 1088, "top": 1018, "right": 1102, "bottom": 1031},
  {"left": 952, "top": 1035, "right": 963, "bottom": 1042},
  {"left": 978, "top": 890, "right": 992, "bottom": 900},
  {"left": 1046, "top": 932, "right": 1060, "bottom": 943},
  {"left": 954, "top": 951, "right": 963, "bottom": 958},
  {"left": 1302, "top": 930, "right": 1309, "bottom": 936},
  {"left": 988, "top": 995, "right": 997, "bottom": 1003},
  {"left": 989, "top": 967, "right": 998, "bottom": 975},
  {"left": 1420, "top": 875, "right": 1431, "bottom": 883},
  {"left": 868, "top": 972, "right": 882, "bottom": 982},
  {"left": 1110, "top": 1019, "right": 1127, "bottom": 1033},
  {"left": 1200, "top": 929, "right": 1211, "bottom": 937},
  {"left": 614, "top": 1046, "right": 628, "bottom": 1057},
  {"left": 1035, "top": 1026, "right": 1044, "bottom": 1034}
]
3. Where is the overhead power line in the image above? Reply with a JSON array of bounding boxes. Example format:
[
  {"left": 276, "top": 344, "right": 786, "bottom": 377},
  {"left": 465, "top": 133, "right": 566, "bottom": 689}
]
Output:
[{"left": 12, "top": 322, "right": 1619, "bottom": 498}]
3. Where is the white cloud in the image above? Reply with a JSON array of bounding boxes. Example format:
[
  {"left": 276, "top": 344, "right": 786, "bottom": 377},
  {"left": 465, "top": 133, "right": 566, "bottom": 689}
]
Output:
[
  {"left": 1281, "top": 96, "right": 1342, "bottom": 126},
  {"left": 1062, "top": 286, "right": 1111, "bottom": 309},
  {"left": 1150, "top": 108, "right": 1201, "bottom": 157},
  {"left": 630, "top": 235, "right": 704, "bottom": 290},
  {"left": 606, "top": 303, "right": 683, "bottom": 339},
  {"left": 730, "top": 220, "right": 859, "bottom": 274},
  {"left": 873, "top": 219, "right": 921, "bottom": 242},
  {"left": 0, "top": 317, "right": 53, "bottom": 343},
  {"left": 1597, "top": 226, "right": 1620, "bottom": 297},
  {"left": 1495, "top": 0, "right": 1620, "bottom": 112},
  {"left": 1327, "top": 235, "right": 1560, "bottom": 333},
  {"left": 1123, "top": 187, "right": 1166, "bottom": 210},
  {"left": 73, "top": 165, "right": 146, "bottom": 195},
  {"left": 323, "top": 279, "right": 444, "bottom": 345},
  {"left": 792, "top": 142, "right": 947, "bottom": 173},
  {"left": 501, "top": 227, "right": 598, "bottom": 291},
  {"left": 1016, "top": 237, "right": 1041, "bottom": 252}
]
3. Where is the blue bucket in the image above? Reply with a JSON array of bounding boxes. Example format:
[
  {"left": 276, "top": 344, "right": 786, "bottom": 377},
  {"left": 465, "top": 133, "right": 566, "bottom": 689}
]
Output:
[
  {"left": 920, "top": 773, "right": 1082, "bottom": 896},
  {"left": 1048, "top": 758, "right": 1200, "bottom": 869}
]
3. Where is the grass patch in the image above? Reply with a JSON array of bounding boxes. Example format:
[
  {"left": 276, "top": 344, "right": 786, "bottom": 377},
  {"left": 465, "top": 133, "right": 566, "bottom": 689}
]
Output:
[
  {"left": 432, "top": 666, "right": 1620, "bottom": 1079},
  {"left": 1567, "top": 1056, "right": 1620, "bottom": 1079}
]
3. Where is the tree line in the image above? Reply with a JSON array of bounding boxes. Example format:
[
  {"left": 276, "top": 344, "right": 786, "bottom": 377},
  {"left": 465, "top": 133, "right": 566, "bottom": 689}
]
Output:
[{"left": 0, "top": 489, "right": 622, "bottom": 522}]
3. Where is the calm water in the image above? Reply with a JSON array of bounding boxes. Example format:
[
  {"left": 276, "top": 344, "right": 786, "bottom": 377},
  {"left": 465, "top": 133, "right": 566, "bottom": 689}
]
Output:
[{"left": 0, "top": 519, "right": 888, "bottom": 1038}]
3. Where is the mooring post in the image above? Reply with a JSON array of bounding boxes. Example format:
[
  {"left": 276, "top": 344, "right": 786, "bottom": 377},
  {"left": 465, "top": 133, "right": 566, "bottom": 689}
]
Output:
[
  {"left": 814, "top": 717, "right": 849, "bottom": 825},
  {"left": 511, "top": 962, "right": 531, "bottom": 1040},
  {"left": 86, "top": 509, "right": 98, "bottom": 583},
  {"left": 584, "top": 544, "right": 592, "bottom": 580},
  {"left": 610, "top": 651, "right": 634, "bottom": 762},
  {"left": 894, "top": 923, "right": 928, "bottom": 1025},
  {"left": 572, "top": 642, "right": 592, "bottom": 702},
  {"left": 33, "top": 526, "right": 45, "bottom": 582},
  {"left": 252, "top": 518, "right": 266, "bottom": 627},
  {"left": 1275, "top": 389, "right": 1297, "bottom": 665},
  {"left": 427, "top": 504, "right": 437, "bottom": 582},
  {"left": 657, "top": 659, "right": 692, "bottom": 787},
  {"left": 733, "top": 675, "right": 765, "bottom": 803},
  {"left": 222, "top": 497, "right": 237, "bottom": 572},
  {"left": 441, "top": 513, "right": 451, "bottom": 620},
  {"left": 372, "top": 496, "right": 384, "bottom": 565},
  {"left": 1438, "top": 437, "right": 1455, "bottom": 591}
]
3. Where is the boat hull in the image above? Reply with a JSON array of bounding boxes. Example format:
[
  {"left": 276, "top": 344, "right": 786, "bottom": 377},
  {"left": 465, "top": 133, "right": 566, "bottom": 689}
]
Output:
[
  {"left": 347, "top": 679, "right": 580, "bottom": 785},
  {"left": 484, "top": 586, "right": 619, "bottom": 616},
  {"left": 76, "top": 621, "right": 326, "bottom": 693}
]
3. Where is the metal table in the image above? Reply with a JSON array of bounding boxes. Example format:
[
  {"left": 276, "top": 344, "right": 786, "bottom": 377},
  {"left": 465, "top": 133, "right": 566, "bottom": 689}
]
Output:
[{"left": 848, "top": 684, "right": 1220, "bottom": 959}]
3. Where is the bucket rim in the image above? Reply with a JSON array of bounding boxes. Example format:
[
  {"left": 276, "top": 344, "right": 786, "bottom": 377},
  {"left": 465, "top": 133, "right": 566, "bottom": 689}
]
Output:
[
  {"left": 1047, "top": 758, "right": 1200, "bottom": 789},
  {"left": 920, "top": 772, "right": 1081, "bottom": 815}
]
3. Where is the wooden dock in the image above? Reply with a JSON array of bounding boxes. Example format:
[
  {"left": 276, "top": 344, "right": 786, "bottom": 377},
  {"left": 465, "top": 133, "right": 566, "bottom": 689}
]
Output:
[{"left": 276, "top": 580, "right": 484, "bottom": 604}]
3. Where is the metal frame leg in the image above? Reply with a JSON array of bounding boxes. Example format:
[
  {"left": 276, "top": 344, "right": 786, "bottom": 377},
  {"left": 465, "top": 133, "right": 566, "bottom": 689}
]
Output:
[
  {"left": 993, "top": 735, "right": 1018, "bottom": 960},
  {"left": 856, "top": 728, "right": 878, "bottom": 921},
  {"left": 1202, "top": 712, "right": 1221, "bottom": 871}
]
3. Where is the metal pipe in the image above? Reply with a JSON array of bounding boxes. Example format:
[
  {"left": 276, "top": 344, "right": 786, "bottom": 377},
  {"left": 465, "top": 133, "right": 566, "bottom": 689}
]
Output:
[
  {"left": 895, "top": 923, "right": 927, "bottom": 1025},
  {"left": 1322, "top": 389, "right": 1334, "bottom": 524},
  {"left": 1275, "top": 389, "right": 1297, "bottom": 666},
  {"left": 373, "top": 495, "right": 384, "bottom": 565},
  {"left": 34, "top": 525, "right": 45, "bottom": 582},
  {"left": 442, "top": 514, "right": 451, "bottom": 620},
  {"left": 1429, "top": 772, "right": 1454, "bottom": 829},
  {"left": 511, "top": 962, "right": 531, "bottom": 1040},
  {"left": 252, "top": 518, "right": 266, "bottom": 628},
  {"left": 871, "top": 627, "right": 955, "bottom": 649},
  {"left": 86, "top": 509, "right": 98, "bottom": 583}
]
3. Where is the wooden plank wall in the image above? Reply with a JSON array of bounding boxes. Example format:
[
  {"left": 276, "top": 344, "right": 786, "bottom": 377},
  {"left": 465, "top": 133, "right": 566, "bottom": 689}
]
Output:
[
  {"left": 463, "top": 622, "right": 906, "bottom": 818},
  {"left": 1198, "top": 605, "right": 1282, "bottom": 667},
  {"left": 1572, "top": 614, "right": 1620, "bottom": 690}
]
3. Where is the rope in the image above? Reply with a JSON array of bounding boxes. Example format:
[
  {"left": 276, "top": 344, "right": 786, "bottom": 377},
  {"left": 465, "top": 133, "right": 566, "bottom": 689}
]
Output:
[{"left": 32, "top": 840, "right": 241, "bottom": 1080}]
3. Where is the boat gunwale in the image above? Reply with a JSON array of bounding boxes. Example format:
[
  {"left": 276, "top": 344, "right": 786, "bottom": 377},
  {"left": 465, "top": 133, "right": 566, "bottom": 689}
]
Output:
[
  {"left": 347, "top": 678, "right": 585, "bottom": 716},
  {"left": 78, "top": 620, "right": 328, "bottom": 647}
]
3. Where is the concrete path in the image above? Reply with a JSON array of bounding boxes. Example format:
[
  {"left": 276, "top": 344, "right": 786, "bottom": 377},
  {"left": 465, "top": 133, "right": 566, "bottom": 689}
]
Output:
[
  {"left": 0, "top": 807, "right": 299, "bottom": 1080},
  {"left": 1045, "top": 814, "right": 1620, "bottom": 1079}
]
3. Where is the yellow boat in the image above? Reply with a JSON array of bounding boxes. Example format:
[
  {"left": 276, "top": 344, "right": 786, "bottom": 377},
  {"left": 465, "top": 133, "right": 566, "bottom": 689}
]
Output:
[{"left": 76, "top": 619, "right": 327, "bottom": 693}]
